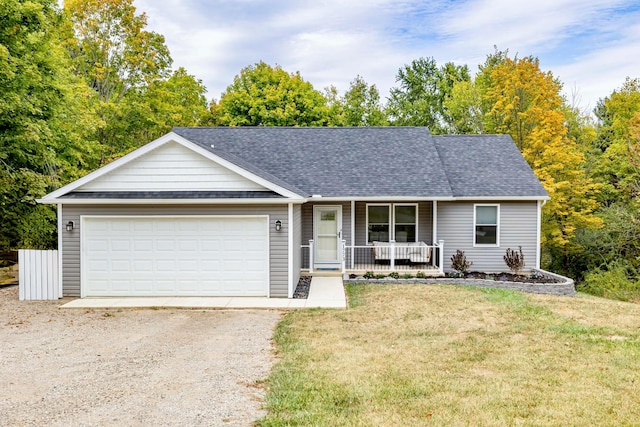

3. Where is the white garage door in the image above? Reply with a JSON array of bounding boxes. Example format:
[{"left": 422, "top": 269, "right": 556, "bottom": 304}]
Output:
[{"left": 82, "top": 216, "right": 269, "bottom": 297}]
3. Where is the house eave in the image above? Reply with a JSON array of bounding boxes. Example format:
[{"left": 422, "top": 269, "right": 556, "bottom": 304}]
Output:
[
  {"left": 303, "top": 195, "right": 550, "bottom": 202},
  {"left": 306, "top": 196, "right": 456, "bottom": 202},
  {"left": 37, "top": 197, "right": 307, "bottom": 205},
  {"left": 453, "top": 195, "right": 550, "bottom": 201}
]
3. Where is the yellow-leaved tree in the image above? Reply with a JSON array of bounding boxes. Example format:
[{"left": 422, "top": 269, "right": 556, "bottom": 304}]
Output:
[{"left": 477, "top": 53, "right": 602, "bottom": 269}]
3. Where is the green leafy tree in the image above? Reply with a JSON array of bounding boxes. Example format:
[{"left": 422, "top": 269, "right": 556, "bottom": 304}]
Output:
[
  {"left": 443, "top": 80, "right": 484, "bottom": 134},
  {"left": 342, "top": 75, "right": 387, "bottom": 126},
  {"left": 123, "top": 67, "right": 208, "bottom": 143},
  {"left": 591, "top": 78, "right": 640, "bottom": 203},
  {"left": 0, "top": 0, "right": 97, "bottom": 248},
  {"left": 64, "top": 0, "right": 173, "bottom": 162},
  {"left": 387, "top": 57, "right": 469, "bottom": 133},
  {"left": 215, "top": 61, "right": 331, "bottom": 126},
  {"left": 323, "top": 85, "right": 345, "bottom": 126},
  {"left": 574, "top": 78, "right": 640, "bottom": 296}
]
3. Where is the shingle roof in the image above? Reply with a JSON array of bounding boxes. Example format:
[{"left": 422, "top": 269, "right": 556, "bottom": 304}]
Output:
[
  {"left": 172, "top": 127, "right": 548, "bottom": 199},
  {"left": 432, "top": 135, "right": 548, "bottom": 197}
]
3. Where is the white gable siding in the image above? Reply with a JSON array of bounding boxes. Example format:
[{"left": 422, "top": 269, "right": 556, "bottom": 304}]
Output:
[
  {"left": 437, "top": 201, "right": 538, "bottom": 273},
  {"left": 78, "top": 142, "right": 267, "bottom": 192}
]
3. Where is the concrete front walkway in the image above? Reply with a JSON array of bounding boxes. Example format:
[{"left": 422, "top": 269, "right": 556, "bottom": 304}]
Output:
[{"left": 60, "top": 276, "right": 347, "bottom": 309}]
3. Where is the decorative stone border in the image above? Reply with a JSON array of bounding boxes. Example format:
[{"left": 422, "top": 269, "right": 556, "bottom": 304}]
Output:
[{"left": 343, "top": 268, "right": 575, "bottom": 297}]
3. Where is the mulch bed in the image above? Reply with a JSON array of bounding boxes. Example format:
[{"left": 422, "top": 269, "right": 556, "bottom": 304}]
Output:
[
  {"left": 462, "top": 271, "right": 561, "bottom": 283},
  {"left": 293, "top": 276, "right": 311, "bottom": 299}
]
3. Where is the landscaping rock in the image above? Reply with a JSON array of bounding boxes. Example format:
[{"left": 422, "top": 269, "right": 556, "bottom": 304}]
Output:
[{"left": 344, "top": 268, "right": 575, "bottom": 297}]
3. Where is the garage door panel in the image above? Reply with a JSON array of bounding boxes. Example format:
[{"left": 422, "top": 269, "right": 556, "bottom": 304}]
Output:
[
  {"left": 133, "top": 260, "right": 153, "bottom": 271},
  {"left": 178, "top": 240, "right": 198, "bottom": 251},
  {"left": 83, "top": 216, "right": 269, "bottom": 297}
]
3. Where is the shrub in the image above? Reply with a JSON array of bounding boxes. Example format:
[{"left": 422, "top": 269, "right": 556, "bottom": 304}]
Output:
[
  {"left": 579, "top": 261, "right": 640, "bottom": 302},
  {"left": 363, "top": 271, "right": 375, "bottom": 279},
  {"left": 415, "top": 271, "right": 426, "bottom": 278},
  {"left": 375, "top": 274, "right": 386, "bottom": 279},
  {"left": 18, "top": 205, "right": 57, "bottom": 250},
  {"left": 402, "top": 273, "right": 413, "bottom": 279},
  {"left": 450, "top": 250, "right": 472, "bottom": 274},
  {"left": 446, "top": 269, "right": 464, "bottom": 278},
  {"left": 389, "top": 272, "right": 400, "bottom": 279},
  {"left": 504, "top": 246, "right": 525, "bottom": 274}
]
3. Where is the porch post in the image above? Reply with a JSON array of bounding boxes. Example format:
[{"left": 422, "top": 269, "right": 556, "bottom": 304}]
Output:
[
  {"left": 390, "top": 240, "right": 395, "bottom": 270},
  {"left": 341, "top": 240, "right": 346, "bottom": 275},
  {"left": 309, "top": 239, "right": 314, "bottom": 273},
  {"left": 350, "top": 200, "right": 355, "bottom": 269},
  {"left": 438, "top": 239, "right": 445, "bottom": 275},
  {"left": 432, "top": 200, "right": 438, "bottom": 243}
]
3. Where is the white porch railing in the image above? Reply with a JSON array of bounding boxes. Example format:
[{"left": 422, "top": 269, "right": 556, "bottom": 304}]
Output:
[{"left": 302, "top": 240, "right": 444, "bottom": 275}]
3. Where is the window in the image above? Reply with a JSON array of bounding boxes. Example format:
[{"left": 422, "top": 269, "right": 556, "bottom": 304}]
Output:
[
  {"left": 474, "top": 204, "right": 499, "bottom": 246},
  {"left": 367, "top": 205, "right": 390, "bottom": 242},
  {"left": 394, "top": 205, "right": 416, "bottom": 242},
  {"left": 367, "top": 204, "right": 417, "bottom": 243}
]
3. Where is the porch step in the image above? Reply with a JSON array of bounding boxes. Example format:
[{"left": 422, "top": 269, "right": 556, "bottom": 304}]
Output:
[{"left": 301, "top": 270, "right": 343, "bottom": 277}]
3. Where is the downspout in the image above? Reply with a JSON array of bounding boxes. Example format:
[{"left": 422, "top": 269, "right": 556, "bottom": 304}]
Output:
[
  {"left": 57, "top": 203, "right": 63, "bottom": 298},
  {"left": 288, "top": 203, "right": 294, "bottom": 298},
  {"left": 536, "top": 200, "right": 546, "bottom": 269}
]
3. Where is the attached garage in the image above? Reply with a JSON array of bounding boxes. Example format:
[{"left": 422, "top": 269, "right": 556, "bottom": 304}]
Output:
[{"left": 81, "top": 216, "right": 269, "bottom": 297}]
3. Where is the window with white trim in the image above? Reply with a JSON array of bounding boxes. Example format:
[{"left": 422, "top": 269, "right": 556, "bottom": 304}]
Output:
[
  {"left": 474, "top": 204, "right": 499, "bottom": 246},
  {"left": 367, "top": 204, "right": 417, "bottom": 243}
]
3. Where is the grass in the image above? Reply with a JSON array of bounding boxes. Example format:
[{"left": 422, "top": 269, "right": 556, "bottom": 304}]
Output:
[{"left": 257, "top": 284, "right": 640, "bottom": 426}]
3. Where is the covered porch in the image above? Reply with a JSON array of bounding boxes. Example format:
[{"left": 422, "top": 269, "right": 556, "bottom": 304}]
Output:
[
  {"left": 299, "top": 200, "right": 445, "bottom": 277},
  {"left": 301, "top": 240, "right": 444, "bottom": 276}
]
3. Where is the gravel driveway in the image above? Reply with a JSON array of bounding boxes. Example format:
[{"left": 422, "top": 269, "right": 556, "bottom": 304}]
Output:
[{"left": 0, "top": 285, "right": 281, "bottom": 426}]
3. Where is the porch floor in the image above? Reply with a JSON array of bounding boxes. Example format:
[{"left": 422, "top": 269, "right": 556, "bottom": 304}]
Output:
[{"left": 303, "top": 265, "right": 443, "bottom": 277}]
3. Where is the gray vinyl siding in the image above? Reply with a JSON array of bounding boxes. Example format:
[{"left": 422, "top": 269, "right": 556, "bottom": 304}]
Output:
[
  {"left": 354, "top": 201, "right": 433, "bottom": 245},
  {"left": 61, "top": 204, "right": 289, "bottom": 297},
  {"left": 291, "top": 204, "right": 302, "bottom": 291},
  {"left": 437, "top": 201, "right": 538, "bottom": 273}
]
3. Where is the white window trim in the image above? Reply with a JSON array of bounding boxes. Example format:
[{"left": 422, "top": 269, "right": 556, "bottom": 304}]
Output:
[
  {"left": 473, "top": 203, "right": 500, "bottom": 247},
  {"left": 366, "top": 203, "right": 419, "bottom": 243}
]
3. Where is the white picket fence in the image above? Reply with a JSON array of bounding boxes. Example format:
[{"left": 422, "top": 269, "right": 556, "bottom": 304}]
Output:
[{"left": 18, "top": 249, "right": 61, "bottom": 300}]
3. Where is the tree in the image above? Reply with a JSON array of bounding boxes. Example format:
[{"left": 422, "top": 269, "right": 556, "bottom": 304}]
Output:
[
  {"left": 387, "top": 57, "right": 469, "bottom": 133},
  {"left": 476, "top": 54, "right": 602, "bottom": 272},
  {"left": 0, "top": 0, "right": 96, "bottom": 248},
  {"left": 342, "top": 76, "right": 387, "bottom": 126},
  {"left": 323, "top": 85, "right": 345, "bottom": 126},
  {"left": 215, "top": 61, "right": 331, "bottom": 126},
  {"left": 443, "top": 80, "right": 484, "bottom": 134},
  {"left": 122, "top": 67, "right": 208, "bottom": 144},
  {"left": 591, "top": 78, "right": 640, "bottom": 203},
  {"left": 64, "top": 0, "right": 172, "bottom": 162}
]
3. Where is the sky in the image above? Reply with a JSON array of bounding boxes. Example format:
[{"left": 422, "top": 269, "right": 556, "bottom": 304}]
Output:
[{"left": 134, "top": 0, "right": 640, "bottom": 114}]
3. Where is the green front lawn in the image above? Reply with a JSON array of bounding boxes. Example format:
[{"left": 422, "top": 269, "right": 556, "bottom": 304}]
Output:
[{"left": 258, "top": 284, "right": 640, "bottom": 426}]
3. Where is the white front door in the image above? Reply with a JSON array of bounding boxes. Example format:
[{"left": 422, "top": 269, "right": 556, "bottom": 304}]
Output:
[{"left": 313, "top": 206, "right": 342, "bottom": 269}]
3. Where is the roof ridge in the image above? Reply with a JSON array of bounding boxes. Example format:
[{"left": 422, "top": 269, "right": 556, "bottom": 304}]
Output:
[{"left": 432, "top": 136, "right": 455, "bottom": 196}]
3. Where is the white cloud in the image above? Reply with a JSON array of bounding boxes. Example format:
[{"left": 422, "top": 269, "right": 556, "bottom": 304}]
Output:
[{"left": 133, "top": 0, "right": 640, "bottom": 110}]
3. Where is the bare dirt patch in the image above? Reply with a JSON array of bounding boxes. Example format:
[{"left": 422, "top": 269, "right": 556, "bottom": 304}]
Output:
[{"left": 0, "top": 285, "right": 281, "bottom": 426}]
